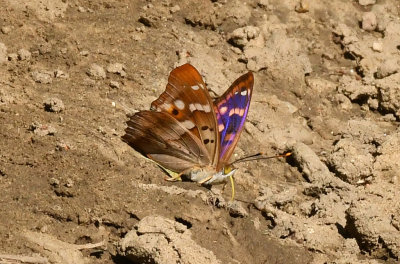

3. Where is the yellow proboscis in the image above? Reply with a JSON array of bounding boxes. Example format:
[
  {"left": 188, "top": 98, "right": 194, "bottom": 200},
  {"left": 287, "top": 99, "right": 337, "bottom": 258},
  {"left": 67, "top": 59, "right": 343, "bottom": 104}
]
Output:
[{"left": 229, "top": 174, "right": 235, "bottom": 201}]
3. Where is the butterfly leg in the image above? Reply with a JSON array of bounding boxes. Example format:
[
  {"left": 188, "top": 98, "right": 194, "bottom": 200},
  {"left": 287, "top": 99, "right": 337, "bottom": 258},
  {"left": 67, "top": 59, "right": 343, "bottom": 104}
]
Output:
[
  {"left": 198, "top": 175, "right": 213, "bottom": 185},
  {"left": 164, "top": 167, "right": 199, "bottom": 182},
  {"left": 164, "top": 171, "right": 184, "bottom": 182}
]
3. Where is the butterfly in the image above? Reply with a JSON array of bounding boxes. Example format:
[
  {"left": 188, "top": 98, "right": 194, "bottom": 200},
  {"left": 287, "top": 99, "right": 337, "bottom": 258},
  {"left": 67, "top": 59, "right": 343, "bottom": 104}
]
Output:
[{"left": 122, "top": 63, "right": 254, "bottom": 198}]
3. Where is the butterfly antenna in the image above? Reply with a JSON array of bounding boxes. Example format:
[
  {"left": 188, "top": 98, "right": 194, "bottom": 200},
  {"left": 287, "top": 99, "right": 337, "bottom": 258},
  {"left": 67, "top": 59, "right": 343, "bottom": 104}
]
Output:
[{"left": 231, "top": 151, "right": 292, "bottom": 165}]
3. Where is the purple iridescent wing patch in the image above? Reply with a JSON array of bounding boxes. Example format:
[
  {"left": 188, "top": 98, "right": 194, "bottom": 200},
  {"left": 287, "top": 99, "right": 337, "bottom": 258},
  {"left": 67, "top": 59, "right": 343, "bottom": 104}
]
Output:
[{"left": 214, "top": 72, "right": 254, "bottom": 171}]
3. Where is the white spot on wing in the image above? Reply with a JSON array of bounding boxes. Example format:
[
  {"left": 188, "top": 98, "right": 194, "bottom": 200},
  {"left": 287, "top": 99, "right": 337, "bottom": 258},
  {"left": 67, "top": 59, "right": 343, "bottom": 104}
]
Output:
[
  {"left": 191, "top": 85, "right": 200, "bottom": 90},
  {"left": 195, "top": 103, "right": 203, "bottom": 111},
  {"left": 218, "top": 124, "right": 225, "bottom": 132},
  {"left": 203, "top": 104, "right": 211, "bottom": 112},
  {"left": 241, "top": 90, "right": 247, "bottom": 96},
  {"left": 228, "top": 107, "right": 245, "bottom": 116},
  {"left": 220, "top": 106, "right": 228, "bottom": 114},
  {"left": 161, "top": 103, "right": 172, "bottom": 110},
  {"left": 174, "top": 100, "right": 185, "bottom": 110},
  {"left": 189, "top": 103, "right": 196, "bottom": 112},
  {"left": 181, "top": 120, "right": 195, "bottom": 129}
]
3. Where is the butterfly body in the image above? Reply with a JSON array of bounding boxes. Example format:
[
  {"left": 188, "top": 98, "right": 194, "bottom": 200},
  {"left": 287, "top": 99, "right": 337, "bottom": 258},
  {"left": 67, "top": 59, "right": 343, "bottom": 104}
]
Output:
[
  {"left": 178, "top": 165, "right": 236, "bottom": 185},
  {"left": 123, "top": 64, "right": 253, "bottom": 185}
]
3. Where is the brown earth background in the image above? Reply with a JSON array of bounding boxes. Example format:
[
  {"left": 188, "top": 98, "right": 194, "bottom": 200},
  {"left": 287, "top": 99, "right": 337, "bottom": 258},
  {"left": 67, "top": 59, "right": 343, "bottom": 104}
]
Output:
[{"left": 0, "top": 0, "right": 400, "bottom": 263}]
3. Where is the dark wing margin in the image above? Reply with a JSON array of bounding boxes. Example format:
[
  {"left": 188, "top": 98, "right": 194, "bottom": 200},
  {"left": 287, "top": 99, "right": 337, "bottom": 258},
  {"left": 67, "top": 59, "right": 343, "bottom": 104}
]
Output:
[{"left": 214, "top": 72, "right": 254, "bottom": 170}]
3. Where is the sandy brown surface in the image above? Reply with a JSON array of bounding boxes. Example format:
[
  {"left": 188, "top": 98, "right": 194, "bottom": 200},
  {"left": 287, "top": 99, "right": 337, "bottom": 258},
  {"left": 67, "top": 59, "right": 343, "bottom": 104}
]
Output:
[{"left": 1, "top": 0, "right": 400, "bottom": 263}]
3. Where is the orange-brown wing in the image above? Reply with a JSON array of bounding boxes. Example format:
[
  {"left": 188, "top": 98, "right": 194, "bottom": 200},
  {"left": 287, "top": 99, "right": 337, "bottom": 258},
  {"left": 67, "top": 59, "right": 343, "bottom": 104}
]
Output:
[{"left": 150, "top": 64, "right": 219, "bottom": 166}]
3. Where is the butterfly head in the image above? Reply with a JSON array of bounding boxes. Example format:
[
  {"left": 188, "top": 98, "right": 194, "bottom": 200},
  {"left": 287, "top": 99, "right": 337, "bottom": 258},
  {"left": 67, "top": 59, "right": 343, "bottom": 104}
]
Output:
[{"left": 223, "top": 164, "right": 235, "bottom": 177}]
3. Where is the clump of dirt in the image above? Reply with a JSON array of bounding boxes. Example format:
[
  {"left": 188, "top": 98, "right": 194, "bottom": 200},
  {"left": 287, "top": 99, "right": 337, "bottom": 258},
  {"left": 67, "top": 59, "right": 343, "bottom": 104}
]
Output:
[{"left": 0, "top": 0, "right": 399, "bottom": 263}]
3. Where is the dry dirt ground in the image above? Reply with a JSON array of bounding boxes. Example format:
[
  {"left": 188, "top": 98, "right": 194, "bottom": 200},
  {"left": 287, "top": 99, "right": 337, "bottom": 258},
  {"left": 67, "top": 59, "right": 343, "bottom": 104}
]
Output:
[{"left": 1, "top": 0, "right": 400, "bottom": 263}]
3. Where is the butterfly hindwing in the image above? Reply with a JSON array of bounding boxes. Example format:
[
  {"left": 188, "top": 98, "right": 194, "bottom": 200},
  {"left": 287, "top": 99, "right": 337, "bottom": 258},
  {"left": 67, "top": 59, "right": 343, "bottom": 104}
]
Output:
[
  {"left": 214, "top": 72, "right": 254, "bottom": 170},
  {"left": 150, "top": 64, "right": 219, "bottom": 166},
  {"left": 122, "top": 111, "right": 211, "bottom": 173}
]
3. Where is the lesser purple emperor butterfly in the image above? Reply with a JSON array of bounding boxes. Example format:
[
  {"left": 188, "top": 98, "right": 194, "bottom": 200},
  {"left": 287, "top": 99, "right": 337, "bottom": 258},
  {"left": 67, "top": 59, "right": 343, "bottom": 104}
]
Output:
[{"left": 122, "top": 64, "right": 254, "bottom": 193}]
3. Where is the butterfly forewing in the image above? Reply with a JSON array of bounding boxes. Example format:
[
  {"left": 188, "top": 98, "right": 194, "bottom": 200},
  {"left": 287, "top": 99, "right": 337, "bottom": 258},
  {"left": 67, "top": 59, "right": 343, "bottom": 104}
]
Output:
[
  {"left": 122, "top": 111, "right": 211, "bottom": 172},
  {"left": 214, "top": 72, "right": 254, "bottom": 170},
  {"left": 150, "top": 64, "right": 219, "bottom": 166}
]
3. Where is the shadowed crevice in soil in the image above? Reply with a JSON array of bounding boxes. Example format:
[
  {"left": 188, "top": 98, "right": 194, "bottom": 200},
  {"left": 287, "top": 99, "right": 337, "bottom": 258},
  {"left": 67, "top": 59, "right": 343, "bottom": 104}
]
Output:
[
  {"left": 343, "top": 211, "right": 395, "bottom": 260},
  {"left": 174, "top": 217, "right": 193, "bottom": 229},
  {"left": 112, "top": 255, "right": 153, "bottom": 264}
]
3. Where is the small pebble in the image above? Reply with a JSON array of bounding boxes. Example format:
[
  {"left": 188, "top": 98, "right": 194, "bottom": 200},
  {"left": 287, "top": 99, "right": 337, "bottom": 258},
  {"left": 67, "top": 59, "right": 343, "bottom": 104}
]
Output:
[
  {"left": 106, "top": 63, "right": 126, "bottom": 77},
  {"left": 59, "top": 47, "right": 67, "bottom": 54},
  {"left": 54, "top": 70, "right": 69, "bottom": 79},
  {"left": 40, "top": 225, "right": 48, "bottom": 233},
  {"left": 322, "top": 52, "right": 335, "bottom": 60},
  {"left": 367, "top": 98, "right": 379, "bottom": 110},
  {"left": 295, "top": 0, "right": 309, "bottom": 13},
  {"left": 228, "top": 26, "right": 260, "bottom": 49},
  {"left": 142, "top": 3, "right": 153, "bottom": 10},
  {"left": 79, "top": 50, "right": 89, "bottom": 56},
  {"left": 252, "top": 217, "right": 261, "bottom": 230},
  {"left": 0, "top": 42, "right": 7, "bottom": 64},
  {"left": 206, "top": 36, "right": 219, "bottom": 47},
  {"left": 77, "top": 6, "right": 86, "bottom": 12},
  {"left": 1, "top": 26, "right": 12, "bottom": 34},
  {"left": 359, "top": 0, "right": 376, "bottom": 6},
  {"left": 18, "top": 49, "right": 32, "bottom": 61},
  {"left": 8, "top": 53, "right": 18, "bottom": 61},
  {"left": 258, "top": 0, "right": 269, "bottom": 8},
  {"left": 227, "top": 201, "right": 248, "bottom": 217},
  {"left": 372, "top": 42, "right": 383, "bottom": 52},
  {"left": 29, "top": 122, "right": 56, "bottom": 136},
  {"left": 83, "top": 78, "right": 96, "bottom": 86},
  {"left": 87, "top": 63, "right": 106, "bottom": 79},
  {"left": 138, "top": 15, "right": 154, "bottom": 27},
  {"left": 135, "top": 26, "right": 146, "bottom": 33},
  {"left": 31, "top": 70, "right": 53, "bottom": 84},
  {"left": 38, "top": 43, "right": 52, "bottom": 55},
  {"left": 231, "top": 47, "right": 242, "bottom": 55},
  {"left": 56, "top": 141, "right": 70, "bottom": 151},
  {"left": 170, "top": 5, "right": 180, "bottom": 13},
  {"left": 49, "top": 177, "right": 60, "bottom": 187},
  {"left": 381, "top": 114, "right": 396, "bottom": 122},
  {"left": 109, "top": 81, "right": 120, "bottom": 89},
  {"left": 375, "top": 59, "right": 398, "bottom": 79},
  {"left": 43, "top": 98, "right": 65, "bottom": 113},
  {"left": 65, "top": 178, "right": 74, "bottom": 188},
  {"left": 362, "top": 12, "right": 377, "bottom": 31},
  {"left": 132, "top": 34, "right": 142, "bottom": 41}
]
